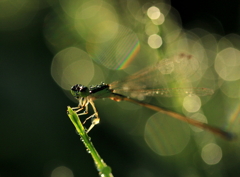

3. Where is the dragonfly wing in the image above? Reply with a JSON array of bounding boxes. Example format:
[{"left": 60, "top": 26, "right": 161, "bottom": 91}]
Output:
[
  {"left": 112, "top": 87, "right": 214, "bottom": 99},
  {"left": 110, "top": 53, "right": 212, "bottom": 98}
]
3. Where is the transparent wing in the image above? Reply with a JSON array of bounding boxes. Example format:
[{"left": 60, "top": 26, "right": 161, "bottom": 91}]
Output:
[
  {"left": 112, "top": 87, "right": 214, "bottom": 98},
  {"left": 110, "top": 53, "right": 213, "bottom": 98}
]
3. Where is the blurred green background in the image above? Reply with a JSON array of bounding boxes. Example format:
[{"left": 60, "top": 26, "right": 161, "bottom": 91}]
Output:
[{"left": 1, "top": 0, "right": 240, "bottom": 176}]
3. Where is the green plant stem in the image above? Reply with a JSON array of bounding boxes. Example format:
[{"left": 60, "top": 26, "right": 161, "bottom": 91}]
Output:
[{"left": 67, "top": 106, "right": 113, "bottom": 177}]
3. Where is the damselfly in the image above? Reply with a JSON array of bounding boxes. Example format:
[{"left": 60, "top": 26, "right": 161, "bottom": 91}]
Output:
[{"left": 70, "top": 53, "right": 235, "bottom": 140}]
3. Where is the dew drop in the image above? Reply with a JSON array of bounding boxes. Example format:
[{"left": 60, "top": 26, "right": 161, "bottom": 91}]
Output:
[{"left": 80, "top": 137, "right": 84, "bottom": 142}]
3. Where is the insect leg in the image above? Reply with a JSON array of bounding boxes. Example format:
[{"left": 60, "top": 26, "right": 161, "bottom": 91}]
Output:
[{"left": 85, "top": 99, "right": 100, "bottom": 133}]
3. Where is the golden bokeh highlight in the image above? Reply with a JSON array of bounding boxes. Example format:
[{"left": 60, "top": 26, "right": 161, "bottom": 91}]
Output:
[
  {"left": 74, "top": 1, "right": 119, "bottom": 43},
  {"left": 151, "top": 13, "right": 165, "bottom": 25},
  {"left": 183, "top": 95, "right": 201, "bottom": 113},
  {"left": 147, "top": 6, "right": 161, "bottom": 20},
  {"left": 215, "top": 46, "right": 240, "bottom": 98},
  {"left": 51, "top": 166, "right": 74, "bottom": 177},
  {"left": 51, "top": 47, "right": 94, "bottom": 90},
  {"left": 215, "top": 48, "right": 240, "bottom": 81},
  {"left": 144, "top": 112, "right": 190, "bottom": 156},
  {"left": 148, "top": 34, "right": 163, "bottom": 49},
  {"left": 201, "top": 143, "right": 222, "bottom": 165}
]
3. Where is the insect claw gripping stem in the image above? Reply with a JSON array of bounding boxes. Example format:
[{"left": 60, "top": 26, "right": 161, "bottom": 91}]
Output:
[
  {"left": 71, "top": 107, "right": 83, "bottom": 112},
  {"left": 83, "top": 113, "right": 97, "bottom": 124},
  {"left": 85, "top": 99, "right": 101, "bottom": 132},
  {"left": 82, "top": 113, "right": 100, "bottom": 133},
  {"left": 86, "top": 117, "right": 100, "bottom": 133},
  {"left": 71, "top": 97, "right": 100, "bottom": 133}
]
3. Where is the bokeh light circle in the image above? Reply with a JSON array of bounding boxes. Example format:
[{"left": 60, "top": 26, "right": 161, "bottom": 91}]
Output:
[
  {"left": 215, "top": 47, "right": 240, "bottom": 81},
  {"left": 148, "top": 34, "right": 162, "bottom": 49},
  {"left": 201, "top": 143, "right": 222, "bottom": 165},
  {"left": 144, "top": 112, "right": 190, "bottom": 156},
  {"left": 147, "top": 6, "right": 161, "bottom": 20},
  {"left": 74, "top": 1, "right": 119, "bottom": 43},
  {"left": 151, "top": 13, "right": 165, "bottom": 25},
  {"left": 51, "top": 47, "right": 94, "bottom": 90},
  {"left": 51, "top": 166, "right": 73, "bottom": 177},
  {"left": 183, "top": 95, "right": 201, "bottom": 112}
]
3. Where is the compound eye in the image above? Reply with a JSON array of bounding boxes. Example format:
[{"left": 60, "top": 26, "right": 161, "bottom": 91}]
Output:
[
  {"left": 70, "top": 84, "right": 89, "bottom": 98},
  {"left": 71, "top": 84, "right": 83, "bottom": 92},
  {"left": 79, "top": 85, "right": 88, "bottom": 92}
]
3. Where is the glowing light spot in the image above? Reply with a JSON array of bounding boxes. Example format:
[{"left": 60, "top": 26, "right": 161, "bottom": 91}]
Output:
[
  {"left": 51, "top": 166, "right": 74, "bottom": 177},
  {"left": 144, "top": 112, "right": 190, "bottom": 156},
  {"left": 201, "top": 143, "right": 222, "bottom": 165},
  {"left": 215, "top": 47, "right": 240, "bottom": 81},
  {"left": 151, "top": 13, "right": 165, "bottom": 25},
  {"left": 148, "top": 34, "right": 162, "bottom": 49},
  {"left": 74, "top": 1, "right": 119, "bottom": 43},
  {"left": 147, "top": 6, "right": 161, "bottom": 20},
  {"left": 51, "top": 47, "right": 94, "bottom": 90},
  {"left": 183, "top": 95, "right": 201, "bottom": 112}
]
